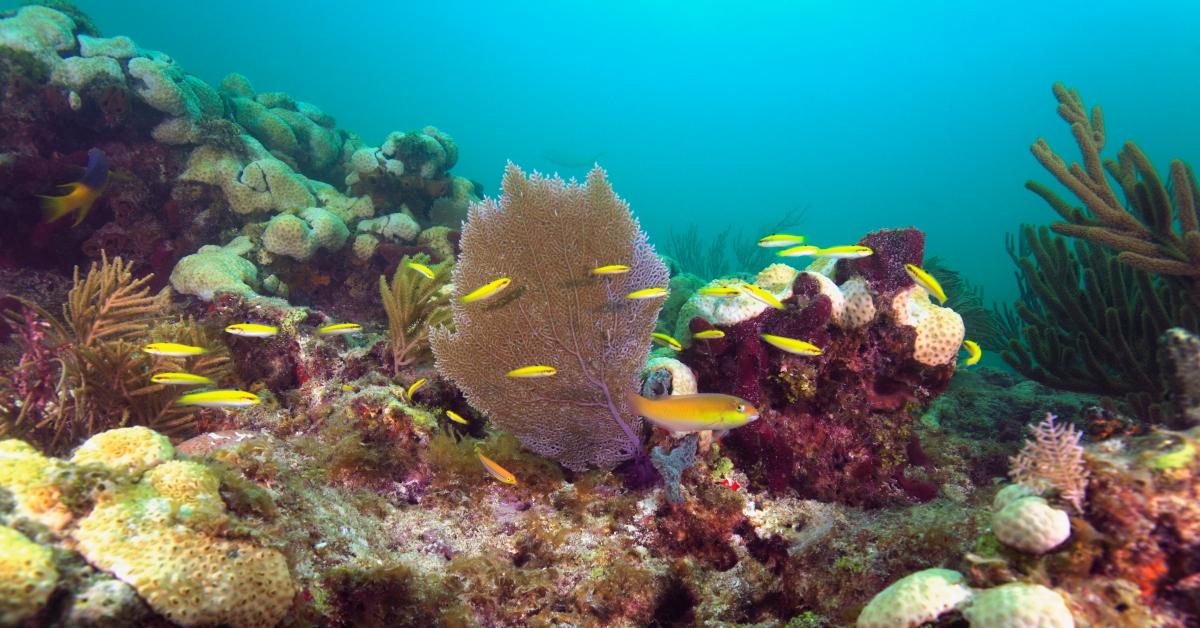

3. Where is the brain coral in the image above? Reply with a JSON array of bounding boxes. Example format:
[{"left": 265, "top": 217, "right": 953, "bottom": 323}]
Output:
[
  {"left": 891, "top": 285, "right": 965, "bottom": 366},
  {"left": 992, "top": 495, "right": 1071, "bottom": 554},
  {"left": 431, "top": 163, "right": 668, "bottom": 471},
  {"left": 962, "top": 583, "right": 1074, "bottom": 628},
  {"left": 0, "top": 525, "right": 58, "bottom": 625},
  {"left": 169, "top": 237, "right": 259, "bottom": 301},
  {"left": 857, "top": 568, "right": 974, "bottom": 628}
]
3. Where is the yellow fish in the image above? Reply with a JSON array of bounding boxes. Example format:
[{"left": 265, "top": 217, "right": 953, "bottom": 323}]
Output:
[
  {"left": 39, "top": 148, "right": 108, "bottom": 226},
  {"left": 150, "top": 372, "right": 214, "bottom": 386},
  {"left": 507, "top": 365, "right": 557, "bottom": 378},
  {"left": 697, "top": 286, "right": 742, "bottom": 298},
  {"left": 758, "top": 233, "right": 806, "bottom": 248},
  {"left": 626, "top": 287, "right": 668, "bottom": 300},
  {"left": 446, "top": 409, "right": 470, "bottom": 425},
  {"left": 961, "top": 339, "right": 982, "bottom": 366},
  {"left": 592, "top": 264, "right": 631, "bottom": 275},
  {"left": 341, "top": 384, "right": 357, "bottom": 392},
  {"left": 693, "top": 329, "right": 725, "bottom": 340},
  {"left": 777, "top": 245, "right": 819, "bottom": 257},
  {"left": 813, "top": 245, "right": 873, "bottom": 259},
  {"left": 405, "top": 261, "right": 436, "bottom": 279},
  {"left": 224, "top": 323, "right": 278, "bottom": 338},
  {"left": 651, "top": 332, "right": 682, "bottom": 351},
  {"left": 477, "top": 450, "right": 518, "bottom": 484},
  {"left": 738, "top": 283, "right": 784, "bottom": 310},
  {"left": 628, "top": 392, "right": 759, "bottom": 433},
  {"left": 760, "top": 333, "right": 822, "bottom": 356},
  {"left": 176, "top": 389, "right": 260, "bottom": 408},
  {"left": 406, "top": 378, "right": 427, "bottom": 400},
  {"left": 142, "top": 342, "right": 208, "bottom": 357},
  {"left": 903, "top": 264, "right": 947, "bottom": 304},
  {"left": 462, "top": 277, "right": 511, "bottom": 303},
  {"left": 318, "top": 323, "right": 362, "bottom": 336}
]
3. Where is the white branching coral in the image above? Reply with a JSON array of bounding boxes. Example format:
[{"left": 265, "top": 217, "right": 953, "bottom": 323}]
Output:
[{"left": 1010, "top": 413, "right": 1089, "bottom": 512}]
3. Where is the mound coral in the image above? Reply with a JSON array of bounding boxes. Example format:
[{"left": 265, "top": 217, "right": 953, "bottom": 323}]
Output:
[
  {"left": 431, "top": 163, "right": 669, "bottom": 470},
  {"left": 0, "top": 524, "right": 58, "bottom": 625},
  {"left": 679, "top": 228, "right": 964, "bottom": 504}
]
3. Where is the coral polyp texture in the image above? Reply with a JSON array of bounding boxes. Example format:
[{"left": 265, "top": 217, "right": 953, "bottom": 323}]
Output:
[
  {"left": 431, "top": 163, "right": 668, "bottom": 470},
  {"left": 679, "top": 227, "right": 964, "bottom": 504}
]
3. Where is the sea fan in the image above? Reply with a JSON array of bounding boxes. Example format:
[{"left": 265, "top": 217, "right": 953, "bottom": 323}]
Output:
[{"left": 1009, "top": 412, "right": 1089, "bottom": 512}]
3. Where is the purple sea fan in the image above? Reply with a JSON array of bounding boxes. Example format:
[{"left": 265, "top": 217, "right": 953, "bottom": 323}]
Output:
[
  {"left": 1010, "top": 412, "right": 1089, "bottom": 512},
  {"left": 430, "top": 163, "right": 668, "bottom": 471}
]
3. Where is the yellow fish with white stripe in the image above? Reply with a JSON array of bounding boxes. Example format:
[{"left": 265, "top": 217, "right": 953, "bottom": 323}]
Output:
[
  {"left": 224, "top": 323, "right": 278, "bottom": 338},
  {"left": 477, "top": 450, "right": 518, "bottom": 484},
  {"left": 627, "top": 287, "right": 668, "bottom": 300},
  {"left": 405, "top": 378, "right": 427, "bottom": 400},
  {"left": 318, "top": 323, "right": 362, "bottom": 336},
  {"left": 592, "top": 264, "right": 630, "bottom": 275},
  {"left": 692, "top": 329, "right": 725, "bottom": 340},
  {"left": 697, "top": 286, "right": 741, "bottom": 298},
  {"left": 903, "top": 264, "right": 947, "bottom": 304},
  {"left": 760, "top": 333, "right": 822, "bottom": 356},
  {"left": 507, "top": 365, "right": 557, "bottom": 378},
  {"left": 811, "top": 245, "right": 873, "bottom": 259},
  {"left": 405, "top": 261, "right": 436, "bottom": 279},
  {"left": 176, "top": 389, "right": 260, "bottom": 408},
  {"left": 651, "top": 332, "right": 682, "bottom": 351},
  {"left": 738, "top": 283, "right": 784, "bottom": 310},
  {"left": 446, "top": 409, "right": 470, "bottom": 425},
  {"left": 777, "top": 245, "right": 820, "bottom": 257},
  {"left": 462, "top": 277, "right": 511, "bottom": 303},
  {"left": 150, "top": 372, "right": 214, "bottom": 386},
  {"left": 757, "top": 233, "right": 806, "bottom": 248},
  {"left": 961, "top": 339, "right": 982, "bottom": 366},
  {"left": 627, "top": 392, "right": 759, "bottom": 433},
  {"left": 142, "top": 342, "right": 209, "bottom": 357}
]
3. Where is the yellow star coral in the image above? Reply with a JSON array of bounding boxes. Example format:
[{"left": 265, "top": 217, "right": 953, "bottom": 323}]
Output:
[
  {"left": 0, "top": 525, "right": 58, "bottom": 625},
  {"left": 0, "top": 439, "right": 72, "bottom": 531},
  {"left": 70, "top": 425, "right": 174, "bottom": 476}
]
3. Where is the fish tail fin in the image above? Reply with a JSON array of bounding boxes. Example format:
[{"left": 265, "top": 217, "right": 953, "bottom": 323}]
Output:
[{"left": 38, "top": 188, "right": 81, "bottom": 223}]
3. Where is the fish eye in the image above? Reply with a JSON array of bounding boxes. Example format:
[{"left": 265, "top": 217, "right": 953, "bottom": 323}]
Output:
[{"left": 736, "top": 403, "right": 745, "bottom": 413}]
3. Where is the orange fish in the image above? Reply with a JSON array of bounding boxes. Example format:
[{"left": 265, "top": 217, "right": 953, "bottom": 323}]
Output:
[
  {"left": 39, "top": 148, "right": 109, "bottom": 226},
  {"left": 476, "top": 450, "right": 517, "bottom": 484}
]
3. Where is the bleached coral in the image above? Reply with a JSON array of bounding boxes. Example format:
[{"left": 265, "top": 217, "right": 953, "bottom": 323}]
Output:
[
  {"left": 169, "top": 237, "right": 259, "bottom": 300},
  {"left": 891, "top": 285, "right": 965, "bottom": 366}
]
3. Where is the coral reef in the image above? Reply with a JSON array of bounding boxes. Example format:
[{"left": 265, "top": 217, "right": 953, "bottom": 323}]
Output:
[
  {"left": 678, "top": 228, "right": 964, "bottom": 505},
  {"left": 431, "top": 163, "right": 669, "bottom": 471}
]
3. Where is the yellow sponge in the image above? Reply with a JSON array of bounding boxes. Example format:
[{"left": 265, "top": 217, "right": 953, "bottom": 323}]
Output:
[{"left": 0, "top": 439, "right": 72, "bottom": 531}]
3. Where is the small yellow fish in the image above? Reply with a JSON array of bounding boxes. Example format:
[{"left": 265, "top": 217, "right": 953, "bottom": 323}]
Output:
[
  {"left": 142, "top": 342, "right": 209, "bottom": 357},
  {"left": 697, "top": 286, "right": 742, "bottom": 298},
  {"left": 405, "top": 261, "right": 436, "bottom": 279},
  {"left": 777, "top": 245, "right": 819, "bottom": 257},
  {"left": 760, "top": 333, "right": 822, "bottom": 356},
  {"left": 318, "top": 323, "right": 362, "bottom": 336},
  {"left": 651, "top": 332, "right": 683, "bottom": 351},
  {"left": 592, "top": 264, "right": 631, "bottom": 275},
  {"left": 628, "top": 392, "right": 759, "bottom": 433},
  {"left": 150, "top": 372, "right": 214, "bottom": 386},
  {"left": 626, "top": 287, "right": 669, "bottom": 300},
  {"left": 961, "top": 339, "right": 982, "bottom": 366},
  {"left": 738, "top": 283, "right": 784, "bottom": 310},
  {"left": 813, "top": 245, "right": 873, "bottom": 259},
  {"left": 692, "top": 329, "right": 726, "bottom": 340},
  {"left": 903, "top": 264, "right": 947, "bottom": 304},
  {"left": 406, "top": 378, "right": 427, "bottom": 400},
  {"left": 341, "top": 384, "right": 356, "bottom": 392},
  {"left": 176, "top": 389, "right": 260, "bottom": 408},
  {"left": 477, "top": 450, "right": 518, "bottom": 484},
  {"left": 446, "top": 409, "right": 470, "bottom": 425},
  {"left": 758, "top": 233, "right": 806, "bottom": 248},
  {"left": 507, "top": 365, "right": 557, "bottom": 378},
  {"left": 462, "top": 277, "right": 512, "bottom": 303},
  {"left": 224, "top": 323, "right": 278, "bottom": 338}
]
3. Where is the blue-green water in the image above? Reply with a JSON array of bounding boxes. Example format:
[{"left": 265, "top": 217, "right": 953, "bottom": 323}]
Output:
[{"left": 42, "top": 0, "right": 1200, "bottom": 303}]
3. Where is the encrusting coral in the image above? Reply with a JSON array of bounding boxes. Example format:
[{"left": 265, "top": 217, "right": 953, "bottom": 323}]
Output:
[
  {"left": 380, "top": 253, "right": 452, "bottom": 375},
  {"left": 431, "top": 163, "right": 669, "bottom": 471}
]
